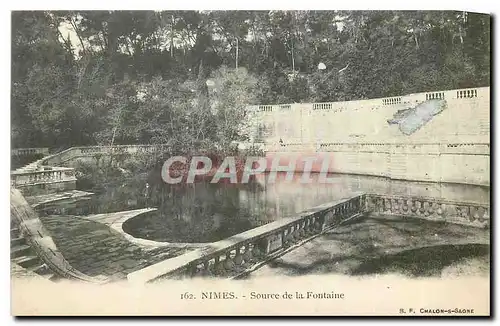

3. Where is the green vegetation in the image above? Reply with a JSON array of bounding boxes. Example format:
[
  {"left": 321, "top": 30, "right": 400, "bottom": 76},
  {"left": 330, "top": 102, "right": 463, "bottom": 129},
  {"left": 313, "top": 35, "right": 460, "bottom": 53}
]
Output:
[{"left": 12, "top": 11, "right": 490, "bottom": 149}]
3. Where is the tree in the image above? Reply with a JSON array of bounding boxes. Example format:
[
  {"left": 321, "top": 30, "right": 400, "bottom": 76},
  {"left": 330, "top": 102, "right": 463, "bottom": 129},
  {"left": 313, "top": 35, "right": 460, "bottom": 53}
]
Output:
[{"left": 11, "top": 10, "right": 491, "bottom": 149}]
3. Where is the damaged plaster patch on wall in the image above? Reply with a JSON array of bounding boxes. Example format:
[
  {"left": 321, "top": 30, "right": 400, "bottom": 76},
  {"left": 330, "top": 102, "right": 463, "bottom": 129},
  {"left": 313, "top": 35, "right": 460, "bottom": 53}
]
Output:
[{"left": 387, "top": 99, "right": 447, "bottom": 135}]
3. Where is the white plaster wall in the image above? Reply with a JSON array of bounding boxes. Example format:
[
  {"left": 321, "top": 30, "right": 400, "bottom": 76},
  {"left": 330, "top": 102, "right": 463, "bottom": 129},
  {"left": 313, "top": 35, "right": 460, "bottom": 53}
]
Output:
[{"left": 251, "top": 87, "right": 490, "bottom": 185}]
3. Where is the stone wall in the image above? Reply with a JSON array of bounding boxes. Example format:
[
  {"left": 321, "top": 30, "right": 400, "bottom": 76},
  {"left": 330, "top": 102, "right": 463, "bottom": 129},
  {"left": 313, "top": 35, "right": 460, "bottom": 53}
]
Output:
[
  {"left": 248, "top": 87, "right": 490, "bottom": 185},
  {"left": 248, "top": 87, "right": 489, "bottom": 144}
]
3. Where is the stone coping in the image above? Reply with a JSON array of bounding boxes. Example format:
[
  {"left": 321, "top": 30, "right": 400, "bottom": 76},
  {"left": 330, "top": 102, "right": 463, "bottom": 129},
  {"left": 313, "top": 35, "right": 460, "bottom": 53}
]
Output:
[{"left": 81, "top": 208, "right": 207, "bottom": 250}]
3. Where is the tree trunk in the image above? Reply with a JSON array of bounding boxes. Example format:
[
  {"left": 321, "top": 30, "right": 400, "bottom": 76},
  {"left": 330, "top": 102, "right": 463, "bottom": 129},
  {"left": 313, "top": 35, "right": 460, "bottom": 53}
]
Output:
[
  {"left": 196, "top": 59, "right": 210, "bottom": 112},
  {"left": 170, "top": 14, "right": 175, "bottom": 58},
  {"left": 236, "top": 37, "right": 239, "bottom": 69}
]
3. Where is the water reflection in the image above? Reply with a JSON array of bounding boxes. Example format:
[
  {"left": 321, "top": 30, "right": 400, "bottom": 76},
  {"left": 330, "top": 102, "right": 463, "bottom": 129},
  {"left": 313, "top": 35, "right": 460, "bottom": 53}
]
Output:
[{"left": 56, "top": 172, "right": 489, "bottom": 243}]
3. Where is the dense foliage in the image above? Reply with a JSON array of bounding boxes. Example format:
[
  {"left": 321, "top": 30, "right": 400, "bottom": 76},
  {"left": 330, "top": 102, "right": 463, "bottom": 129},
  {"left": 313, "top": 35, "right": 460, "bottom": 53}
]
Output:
[{"left": 12, "top": 10, "right": 490, "bottom": 149}]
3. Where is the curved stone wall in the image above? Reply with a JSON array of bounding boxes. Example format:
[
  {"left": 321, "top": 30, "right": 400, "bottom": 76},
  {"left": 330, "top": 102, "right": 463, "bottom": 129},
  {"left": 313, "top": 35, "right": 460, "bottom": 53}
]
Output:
[{"left": 249, "top": 87, "right": 490, "bottom": 186}]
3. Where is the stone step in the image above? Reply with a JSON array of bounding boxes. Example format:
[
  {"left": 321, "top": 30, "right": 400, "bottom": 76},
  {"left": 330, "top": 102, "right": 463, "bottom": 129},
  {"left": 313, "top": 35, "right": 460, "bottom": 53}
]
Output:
[
  {"left": 28, "top": 263, "right": 53, "bottom": 276},
  {"left": 10, "top": 227, "right": 20, "bottom": 238},
  {"left": 48, "top": 274, "right": 61, "bottom": 282},
  {"left": 11, "top": 236, "right": 26, "bottom": 247},
  {"left": 12, "top": 255, "right": 42, "bottom": 269},
  {"left": 11, "top": 244, "right": 32, "bottom": 259},
  {"left": 27, "top": 263, "right": 60, "bottom": 282}
]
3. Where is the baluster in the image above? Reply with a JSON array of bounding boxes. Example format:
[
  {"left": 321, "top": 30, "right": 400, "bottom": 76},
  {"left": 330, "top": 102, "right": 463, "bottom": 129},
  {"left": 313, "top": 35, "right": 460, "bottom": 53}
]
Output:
[
  {"left": 187, "top": 263, "right": 197, "bottom": 277},
  {"left": 473, "top": 206, "right": 481, "bottom": 222},
  {"left": 411, "top": 200, "right": 417, "bottom": 213},
  {"left": 289, "top": 225, "right": 296, "bottom": 242},
  {"left": 305, "top": 219, "right": 313, "bottom": 236},
  {"left": 300, "top": 221, "right": 307, "bottom": 238},
  {"left": 417, "top": 201, "right": 425, "bottom": 215},
  {"left": 253, "top": 241, "right": 263, "bottom": 259},
  {"left": 233, "top": 247, "right": 244, "bottom": 269},
  {"left": 313, "top": 216, "right": 322, "bottom": 232},
  {"left": 284, "top": 227, "right": 293, "bottom": 246},
  {"left": 483, "top": 208, "right": 490, "bottom": 222},
  {"left": 293, "top": 223, "right": 301, "bottom": 241},
  {"left": 296, "top": 222, "right": 303, "bottom": 239},
  {"left": 428, "top": 202, "right": 434, "bottom": 215},
  {"left": 436, "top": 204, "right": 444, "bottom": 216},
  {"left": 223, "top": 251, "right": 235, "bottom": 273},
  {"left": 242, "top": 244, "right": 253, "bottom": 266},
  {"left": 214, "top": 256, "right": 225, "bottom": 276},
  {"left": 200, "top": 260, "right": 211, "bottom": 277},
  {"left": 299, "top": 222, "right": 306, "bottom": 237}
]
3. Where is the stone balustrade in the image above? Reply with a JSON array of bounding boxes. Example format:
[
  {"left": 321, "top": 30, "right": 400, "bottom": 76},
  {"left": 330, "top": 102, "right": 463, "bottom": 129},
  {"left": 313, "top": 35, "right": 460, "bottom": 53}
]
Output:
[
  {"left": 366, "top": 194, "right": 490, "bottom": 228},
  {"left": 441, "top": 143, "right": 490, "bottom": 155},
  {"left": 382, "top": 97, "right": 402, "bottom": 105},
  {"left": 246, "top": 86, "right": 488, "bottom": 114},
  {"left": 457, "top": 89, "right": 478, "bottom": 98},
  {"left": 266, "top": 142, "right": 490, "bottom": 155},
  {"left": 127, "top": 193, "right": 367, "bottom": 283},
  {"left": 425, "top": 91, "right": 445, "bottom": 100},
  {"left": 41, "top": 144, "right": 170, "bottom": 166},
  {"left": 127, "top": 191, "right": 489, "bottom": 284},
  {"left": 247, "top": 86, "right": 489, "bottom": 152},
  {"left": 11, "top": 167, "right": 76, "bottom": 187}
]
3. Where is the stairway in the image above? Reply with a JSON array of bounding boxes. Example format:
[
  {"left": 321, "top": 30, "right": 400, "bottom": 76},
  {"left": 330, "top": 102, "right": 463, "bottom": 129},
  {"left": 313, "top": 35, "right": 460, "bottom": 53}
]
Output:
[
  {"left": 13, "top": 157, "right": 47, "bottom": 173},
  {"left": 10, "top": 225, "right": 59, "bottom": 282}
]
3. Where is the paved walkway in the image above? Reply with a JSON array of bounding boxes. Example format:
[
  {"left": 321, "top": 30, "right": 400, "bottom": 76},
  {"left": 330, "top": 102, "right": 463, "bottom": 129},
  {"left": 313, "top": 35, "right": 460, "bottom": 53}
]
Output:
[
  {"left": 250, "top": 215, "right": 490, "bottom": 278},
  {"left": 39, "top": 215, "right": 192, "bottom": 280}
]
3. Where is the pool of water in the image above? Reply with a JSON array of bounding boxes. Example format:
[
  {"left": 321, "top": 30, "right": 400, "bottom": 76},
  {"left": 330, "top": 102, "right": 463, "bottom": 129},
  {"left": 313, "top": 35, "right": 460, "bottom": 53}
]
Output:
[{"left": 48, "top": 171, "right": 490, "bottom": 243}]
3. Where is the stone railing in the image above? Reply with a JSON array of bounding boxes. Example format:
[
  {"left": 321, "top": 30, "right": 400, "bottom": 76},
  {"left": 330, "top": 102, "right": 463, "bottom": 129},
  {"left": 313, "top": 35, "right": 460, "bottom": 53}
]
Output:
[
  {"left": 441, "top": 143, "right": 490, "bottom": 155},
  {"left": 11, "top": 147, "right": 49, "bottom": 157},
  {"left": 127, "top": 193, "right": 367, "bottom": 283},
  {"left": 382, "top": 97, "right": 402, "bottom": 105},
  {"left": 265, "top": 142, "right": 490, "bottom": 155},
  {"left": 456, "top": 89, "right": 478, "bottom": 98},
  {"left": 127, "top": 191, "right": 490, "bottom": 284},
  {"left": 10, "top": 167, "right": 76, "bottom": 187},
  {"left": 246, "top": 86, "right": 489, "bottom": 113},
  {"left": 366, "top": 194, "right": 490, "bottom": 228},
  {"left": 41, "top": 144, "right": 170, "bottom": 166},
  {"left": 425, "top": 91, "right": 445, "bottom": 100}
]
